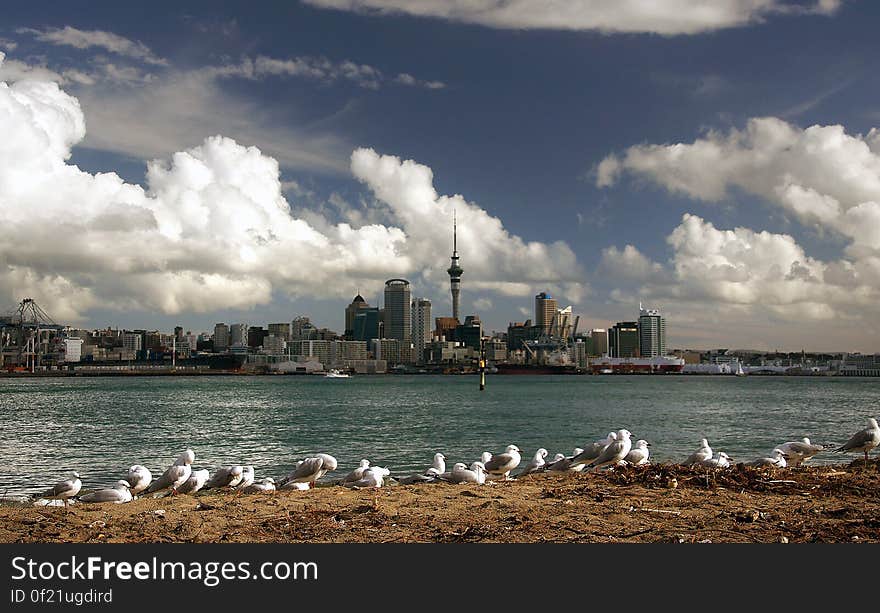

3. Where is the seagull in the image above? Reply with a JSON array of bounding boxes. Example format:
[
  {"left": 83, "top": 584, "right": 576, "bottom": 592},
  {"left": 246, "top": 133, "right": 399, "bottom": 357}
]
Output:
[
  {"left": 241, "top": 478, "right": 277, "bottom": 494},
  {"left": 34, "top": 472, "right": 82, "bottom": 508},
  {"left": 518, "top": 448, "right": 548, "bottom": 476},
  {"left": 450, "top": 462, "right": 487, "bottom": 484},
  {"left": 177, "top": 469, "right": 209, "bottom": 495},
  {"left": 684, "top": 439, "right": 713, "bottom": 466},
  {"left": 344, "top": 467, "right": 390, "bottom": 489},
  {"left": 125, "top": 465, "right": 152, "bottom": 496},
  {"left": 547, "top": 448, "right": 585, "bottom": 472},
  {"left": 701, "top": 452, "right": 732, "bottom": 469},
  {"left": 428, "top": 453, "right": 446, "bottom": 476},
  {"left": 586, "top": 429, "right": 633, "bottom": 471},
  {"left": 481, "top": 452, "right": 493, "bottom": 464},
  {"left": 79, "top": 480, "right": 132, "bottom": 504},
  {"left": 143, "top": 449, "right": 194, "bottom": 497},
  {"left": 204, "top": 465, "right": 244, "bottom": 491},
  {"left": 747, "top": 449, "right": 787, "bottom": 468},
  {"left": 776, "top": 438, "right": 824, "bottom": 467},
  {"left": 341, "top": 459, "right": 372, "bottom": 486},
  {"left": 570, "top": 433, "right": 616, "bottom": 468},
  {"left": 482, "top": 445, "right": 521, "bottom": 480},
  {"left": 623, "top": 440, "right": 651, "bottom": 466},
  {"left": 280, "top": 453, "right": 338, "bottom": 488},
  {"left": 834, "top": 418, "right": 880, "bottom": 466},
  {"left": 280, "top": 480, "right": 311, "bottom": 491},
  {"left": 234, "top": 465, "right": 255, "bottom": 491}
]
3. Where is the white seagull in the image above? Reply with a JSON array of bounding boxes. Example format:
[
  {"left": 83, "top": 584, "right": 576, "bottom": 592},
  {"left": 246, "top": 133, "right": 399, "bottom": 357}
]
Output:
[
  {"left": 79, "top": 480, "right": 132, "bottom": 504},
  {"left": 623, "top": 440, "right": 651, "bottom": 466},
  {"left": 834, "top": 418, "right": 880, "bottom": 466},
  {"left": 701, "top": 452, "right": 732, "bottom": 469},
  {"left": 586, "top": 429, "right": 633, "bottom": 471},
  {"left": 280, "top": 453, "right": 338, "bottom": 487},
  {"left": 450, "top": 462, "right": 487, "bottom": 484},
  {"left": 776, "top": 438, "right": 824, "bottom": 467},
  {"left": 547, "top": 448, "right": 586, "bottom": 472},
  {"left": 143, "top": 449, "right": 194, "bottom": 497},
  {"left": 344, "top": 467, "right": 390, "bottom": 489},
  {"left": 747, "top": 449, "right": 787, "bottom": 468},
  {"left": 518, "top": 448, "right": 548, "bottom": 476},
  {"left": 234, "top": 465, "right": 255, "bottom": 491},
  {"left": 125, "top": 465, "right": 152, "bottom": 496},
  {"left": 570, "top": 432, "right": 616, "bottom": 468},
  {"left": 684, "top": 439, "right": 713, "bottom": 466},
  {"left": 34, "top": 472, "right": 82, "bottom": 508},
  {"left": 341, "top": 459, "right": 372, "bottom": 486},
  {"left": 241, "top": 478, "right": 277, "bottom": 494},
  {"left": 482, "top": 445, "right": 521, "bottom": 480},
  {"left": 177, "top": 469, "right": 210, "bottom": 495},
  {"left": 204, "top": 465, "right": 244, "bottom": 491}
]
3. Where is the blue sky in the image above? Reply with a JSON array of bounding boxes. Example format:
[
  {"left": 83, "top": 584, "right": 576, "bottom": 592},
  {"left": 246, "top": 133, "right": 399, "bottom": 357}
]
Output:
[{"left": 2, "top": 0, "right": 880, "bottom": 351}]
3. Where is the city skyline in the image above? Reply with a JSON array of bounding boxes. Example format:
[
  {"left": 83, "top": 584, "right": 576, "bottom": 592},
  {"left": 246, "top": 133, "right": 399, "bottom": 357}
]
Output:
[{"left": 3, "top": 2, "right": 880, "bottom": 352}]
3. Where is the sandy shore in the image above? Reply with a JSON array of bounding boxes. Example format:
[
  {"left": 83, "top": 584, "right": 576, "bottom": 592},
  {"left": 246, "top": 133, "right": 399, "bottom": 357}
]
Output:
[{"left": 3, "top": 461, "right": 879, "bottom": 543}]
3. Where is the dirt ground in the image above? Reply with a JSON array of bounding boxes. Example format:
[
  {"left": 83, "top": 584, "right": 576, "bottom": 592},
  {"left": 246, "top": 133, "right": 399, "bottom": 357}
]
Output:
[{"left": 2, "top": 461, "right": 879, "bottom": 543}]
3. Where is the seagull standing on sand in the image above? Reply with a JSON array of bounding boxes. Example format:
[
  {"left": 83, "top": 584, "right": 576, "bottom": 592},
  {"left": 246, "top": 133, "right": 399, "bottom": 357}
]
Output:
[
  {"left": 143, "top": 449, "right": 194, "bottom": 497},
  {"left": 519, "top": 449, "right": 548, "bottom": 476},
  {"left": 623, "top": 440, "right": 651, "bottom": 466},
  {"left": 776, "top": 438, "right": 824, "bottom": 467},
  {"left": 34, "top": 472, "right": 82, "bottom": 508},
  {"left": 79, "top": 480, "right": 132, "bottom": 504},
  {"left": 586, "top": 430, "right": 633, "bottom": 471},
  {"left": 125, "top": 465, "right": 152, "bottom": 496},
  {"left": 569, "top": 433, "right": 616, "bottom": 469},
  {"left": 234, "top": 466, "right": 255, "bottom": 491},
  {"left": 482, "top": 445, "right": 521, "bottom": 480},
  {"left": 684, "top": 439, "right": 713, "bottom": 466},
  {"left": 204, "top": 465, "right": 244, "bottom": 491},
  {"left": 177, "top": 469, "right": 209, "bottom": 495},
  {"left": 834, "top": 418, "right": 880, "bottom": 466}
]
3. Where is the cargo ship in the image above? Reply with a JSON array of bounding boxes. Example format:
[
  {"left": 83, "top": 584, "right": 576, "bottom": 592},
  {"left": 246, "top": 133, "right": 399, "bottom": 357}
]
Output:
[
  {"left": 494, "top": 363, "right": 581, "bottom": 375},
  {"left": 589, "top": 356, "right": 685, "bottom": 374}
]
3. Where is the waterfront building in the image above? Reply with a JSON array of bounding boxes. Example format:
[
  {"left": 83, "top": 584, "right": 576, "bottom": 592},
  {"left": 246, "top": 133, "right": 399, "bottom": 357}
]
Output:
[
  {"left": 289, "top": 339, "right": 332, "bottom": 365},
  {"left": 262, "top": 334, "right": 286, "bottom": 356},
  {"left": 411, "top": 298, "right": 432, "bottom": 363},
  {"left": 122, "top": 332, "right": 142, "bottom": 353},
  {"left": 61, "top": 337, "right": 83, "bottom": 363},
  {"left": 434, "top": 317, "right": 458, "bottom": 342},
  {"left": 370, "top": 338, "right": 401, "bottom": 365},
  {"left": 608, "top": 321, "right": 640, "bottom": 358},
  {"left": 638, "top": 305, "right": 666, "bottom": 358},
  {"left": 291, "top": 317, "right": 315, "bottom": 341},
  {"left": 384, "top": 279, "right": 412, "bottom": 361},
  {"left": 268, "top": 322, "right": 291, "bottom": 342},
  {"left": 353, "top": 307, "right": 382, "bottom": 346},
  {"left": 229, "top": 323, "right": 247, "bottom": 348},
  {"left": 447, "top": 212, "right": 464, "bottom": 321},
  {"left": 485, "top": 339, "right": 508, "bottom": 362},
  {"left": 344, "top": 294, "right": 370, "bottom": 338},
  {"left": 590, "top": 329, "right": 609, "bottom": 356},
  {"left": 573, "top": 339, "right": 588, "bottom": 368},
  {"left": 213, "top": 323, "right": 229, "bottom": 351},
  {"left": 535, "top": 292, "right": 557, "bottom": 336},
  {"left": 331, "top": 340, "right": 369, "bottom": 364},
  {"left": 507, "top": 320, "right": 539, "bottom": 351},
  {"left": 248, "top": 326, "right": 268, "bottom": 349},
  {"left": 454, "top": 315, "right": 482, "bottom": 351}
]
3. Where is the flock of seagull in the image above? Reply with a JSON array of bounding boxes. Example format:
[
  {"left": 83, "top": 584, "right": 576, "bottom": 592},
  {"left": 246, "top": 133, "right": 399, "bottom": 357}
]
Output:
[{"left": 32, "top": 417, "right": 880, "bottom": 508}]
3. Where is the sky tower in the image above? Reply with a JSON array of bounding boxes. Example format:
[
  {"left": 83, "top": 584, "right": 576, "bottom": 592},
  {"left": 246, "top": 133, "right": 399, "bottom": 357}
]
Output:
[{"left": 447, "top": 211, "right": 463, "bottom": 321}]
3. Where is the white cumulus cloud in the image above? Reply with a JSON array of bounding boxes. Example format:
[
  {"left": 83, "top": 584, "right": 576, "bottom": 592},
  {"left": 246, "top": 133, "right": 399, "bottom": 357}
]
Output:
[
  {"left": 303, "top": 0, "right": 840, "bottom": 35},
  {"left": 0, "top": 61, "right": 582, "bottom": 323}
]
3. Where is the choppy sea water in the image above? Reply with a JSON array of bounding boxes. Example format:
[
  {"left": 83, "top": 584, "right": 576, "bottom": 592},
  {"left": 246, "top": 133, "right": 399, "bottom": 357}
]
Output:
[{"left": 1, "top": 374, "right": 878, "bottom": 496}]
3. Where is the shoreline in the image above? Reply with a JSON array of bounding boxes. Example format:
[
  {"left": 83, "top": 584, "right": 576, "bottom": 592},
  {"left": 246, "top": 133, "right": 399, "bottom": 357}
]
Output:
[{"left": 3, "top": 462, "right": 878, "bottom": 543}]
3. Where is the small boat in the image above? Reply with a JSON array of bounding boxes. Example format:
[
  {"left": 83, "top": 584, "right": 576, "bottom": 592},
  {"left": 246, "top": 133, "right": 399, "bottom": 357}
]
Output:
[
  {"left": 324, "top": 369, "right": 351, "bottom": 378},
  {"left": 734, "top": 363, "right": 747, "bottom": 377}
]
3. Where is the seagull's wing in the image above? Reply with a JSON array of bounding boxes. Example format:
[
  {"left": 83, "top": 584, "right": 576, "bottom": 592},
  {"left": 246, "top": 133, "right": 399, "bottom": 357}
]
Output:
[
  {"left": 205, "top": 468, "right": 233, "bottom": 489},
  {"left": 570, "top": 442, "right": 606, "bottom": 466},
  {"left": 144, "top": 465, "right": 180, "bottom": 493},
  {"left": 37, "top": 478, "right": 77, "bottom": 499},
  {"left": 836, "top": 428, "right": 873, "bottom": 452},
  {"left": 483, "top": 453, "right": 514, "bottom": 473},
  {"left": 79, "top": 488, "right": 127, "bottom": 503},
  {"left": 287, "top": 457, "right": 324, "bottom": 482},
  {"left": 590, "top": 441, "right": 625, "bottom": 467}
]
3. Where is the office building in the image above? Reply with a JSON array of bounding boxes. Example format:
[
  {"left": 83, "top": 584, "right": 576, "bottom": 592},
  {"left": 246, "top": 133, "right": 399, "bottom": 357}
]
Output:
[
  {"left": 268, "top": 323, "right": 291, "bottom": 342},
  {"left": 608, "top": 321, "right": 640, "bottom": 358},
  {"left": 384, "top": 279, "right": 411, "bottom": 360},
  {"left": 229, "top": 323, "right": 247, "bottom": 348},
  {"left": 411, "top": 298, "right": 432, "bottom": 363},
  {"left": 213, "top": 323, "right": 229, "bottom": 352},
  {"left": 344, "top": 294, "right": 370, "bottom": 338},
  {"left": 638, "top": 305, "right": 666, "bottom": 358},
  {"left": 590, "top": 329, "right": 608, "bottom": 356},
  {"left": 535, "top": 292, "right": 557, "bottom": 336},
  {"left": 353, "top": 307, "right": 382, "bottom": 345}
]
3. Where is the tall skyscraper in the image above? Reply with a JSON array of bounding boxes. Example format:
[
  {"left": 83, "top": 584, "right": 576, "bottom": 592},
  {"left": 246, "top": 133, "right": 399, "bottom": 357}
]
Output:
[
  {"left": 608, "top": 321, "right": 639, "bottom": 358},
  {"left": 590, "top": 328, "right": 609, "bottom": 356},
  {"left": 213, "top": 323, "right": 229, "bottom": 352},
  {"left": 411, "top": 297, "right": 432, "bottom": 364},
  {"left": 229, "top": 323, "right": 247, "bottom": 347},
  {"left": 535, "top": 292, "right": 557, "bottom": 336},
  {"left": 344, "top": 293, "right": 370, "bottom": 337},
  {"left": 638, "top": 304, "right": 666, "bottom": 358},
  {"left": 384, "top": 279, "right": 412, "bottom": 353},
  {"left": 447, "top": 211, "right": 463, "bottom": 322}
]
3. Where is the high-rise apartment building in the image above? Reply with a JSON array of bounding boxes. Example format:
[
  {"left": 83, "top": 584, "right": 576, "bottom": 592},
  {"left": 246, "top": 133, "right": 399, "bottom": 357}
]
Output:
[
  {"left": 535, "top": 292, "right": 557, "bottom": 336},
  {"left": 411, "top": 298, "right": 432, "bottom": 363},
  {"left": 638, "top": 305, "right": 666, "bottom": 358},
  {"left": 384, "top": 279, "right": 412, "bottom": 353},
  {"left": 213, "top": 323, "right": 229, "bottom": 352}
]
